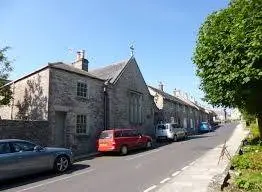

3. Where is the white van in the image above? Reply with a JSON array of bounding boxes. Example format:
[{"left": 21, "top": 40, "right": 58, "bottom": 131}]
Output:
[{"left": 155, "top": 123, "right": 187, "bottom": 142}]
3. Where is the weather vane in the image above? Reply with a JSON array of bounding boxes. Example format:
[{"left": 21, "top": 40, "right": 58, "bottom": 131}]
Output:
[{"left": 130, "top": 44, "right": 135, "bottom": 56}]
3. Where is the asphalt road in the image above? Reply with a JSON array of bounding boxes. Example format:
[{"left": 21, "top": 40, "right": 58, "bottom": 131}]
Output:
[{"left": 0, "top": 123, "right": 237, "bottom": 192}]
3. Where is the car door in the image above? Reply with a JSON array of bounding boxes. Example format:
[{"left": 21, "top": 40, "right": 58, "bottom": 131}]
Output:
[
  {"left": 133, "top": 130, "right": 144, "bottom": 148},
  {"left": 122, "top": 130, "right": 135, "bottom": 149},
  {"left": 0, "top": 142, "right": 18, "bottom": 180},
  {"left": 10, "top": 141, "right": 51, "bottom": 175}
]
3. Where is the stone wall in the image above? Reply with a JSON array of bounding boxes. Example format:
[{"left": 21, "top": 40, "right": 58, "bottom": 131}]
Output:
[
  {"left": 49, "top": 68, "right": 105, "bottom": 156},
  {"left": 0, "top": 68, "right": 50, "bottom": 120},
  {"left": 108, "top": 58, "right": 155, "bottom": 136},
  {"left": 0, "top": 120, "right": 51, "bottom": 146}
]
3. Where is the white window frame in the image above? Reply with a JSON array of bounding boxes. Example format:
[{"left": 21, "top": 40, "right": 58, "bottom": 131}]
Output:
[
  {"left": 76, "top": 114, "right": 88, "bottom": 135},
  {"left": 77, "top": 82, "right": 87, "bottom": 98}
]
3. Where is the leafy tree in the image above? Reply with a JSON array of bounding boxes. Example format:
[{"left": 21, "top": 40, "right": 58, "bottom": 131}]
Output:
[
  {"left": 0, "top": 47, "right": 12, "bottom": 105},
  {"left": 193, "top": 0, "right": 262, "bottom": 137}
]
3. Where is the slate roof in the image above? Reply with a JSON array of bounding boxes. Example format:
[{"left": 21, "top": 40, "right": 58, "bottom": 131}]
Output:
[
  {"left": 49, "top": 62, "right": 104, "bottom": 81},
  {"left": 148, "top": 85, "right": 186, "bottom": 105},
  {"left": 174, "top": 94, "right": 200, "bottom": 110},
  {"left": 89, "top": 59, "right": 129, "bottom": 84}
]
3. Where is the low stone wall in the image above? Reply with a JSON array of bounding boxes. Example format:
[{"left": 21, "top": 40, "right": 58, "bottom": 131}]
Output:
[{"left": 0, "top": 120, "right": 51, "bottom": 146}]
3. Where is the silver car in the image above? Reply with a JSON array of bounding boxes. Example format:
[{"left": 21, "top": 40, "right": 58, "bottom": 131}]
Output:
[
  {"left": 155, "top": 123, "right": 188, "bottom": 141},
  {"left": 0, "top": 139, "right": 73, "bottom": 181}
]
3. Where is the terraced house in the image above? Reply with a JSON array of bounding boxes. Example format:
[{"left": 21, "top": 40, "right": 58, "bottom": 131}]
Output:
[
  {"left": 0, "top": 52, "right": 155, "bottom": 156},
  {"left": 148, "top": 84, "right": 213, "bottom": 134}
]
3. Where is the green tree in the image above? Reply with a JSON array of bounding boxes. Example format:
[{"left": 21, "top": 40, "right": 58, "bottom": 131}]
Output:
[
  {"left": 0, "top": 47, "right": 12, "bottom": 105},
  {"left": 193, "top": 0, "right": 262, "bottom": 137}
]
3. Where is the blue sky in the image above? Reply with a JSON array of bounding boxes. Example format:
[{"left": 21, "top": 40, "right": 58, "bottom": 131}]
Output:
[{"left": 1, "top": 0, "right": 229, "bottom": 104}]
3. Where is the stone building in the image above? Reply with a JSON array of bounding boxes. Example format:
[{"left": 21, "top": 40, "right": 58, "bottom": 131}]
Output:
[
  {"left": 148, "top": 84, "right": 213, "bottom": 134},
  {"left": 0, "top": 52, "right": 155, "bottom": 156}
]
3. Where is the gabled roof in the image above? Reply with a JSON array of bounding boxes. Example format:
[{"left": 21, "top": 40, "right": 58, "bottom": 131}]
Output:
[
  {"left": 49, "top": 62, "right": 104, "bottom": 81},
  {"left": 173, "top": 94, "right": 199, "bottom": 110},
  {"left": 148, "top": 85, "right": 186, "bottom": 105},
  {"left": 89, "top": 59, "right": 130, "bottom": 84},
  {"left": 2, "top": 57, "right": 133, "bottom": 87}
]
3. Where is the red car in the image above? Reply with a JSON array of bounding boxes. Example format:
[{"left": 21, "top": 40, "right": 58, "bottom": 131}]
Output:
[{"left": 98, "top": 129, "right": 153, "bottom": 155}]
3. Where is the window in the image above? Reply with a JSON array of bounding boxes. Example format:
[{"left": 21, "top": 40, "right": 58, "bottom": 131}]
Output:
[
  {"left": 0, "top": 142, "right": 11, "bottom": 154},
  {"left": 183, "top": 105, "right": 186, "bottom": 113},
  {"left": 12, "top": 141, "right": 36, "bottom": 152},
  {"left": 157, "top": 125, "right": 167, "bottom": 130},
  {"left": 190, "top": 108, "right": 192, "bottom": 113},
  {"left": 170, "top": 117, "right": 175, "bottom": 123},
  {"left": 190, "top": 119, "right": 194, "bottom": 128},
  {"left": 129, "top": 91, "right": 142, "bottom": 125},
  {"left": 114, "top": 131, "right": 122, "bottom": 138},
  {"left": 171, "top": 123, "right": 180, "bottom": 129},
  {"left": 77, "top": 82, "right": 87, "bottom": 98},
  {"left": 100, "top": 131, "right": 113, "bottom": 139},
  {"left": 122, "top": 130, "right": 133, "bottom": 137},
  {"left": 76, "top": 115, "right": 87, "bottom": 134}
]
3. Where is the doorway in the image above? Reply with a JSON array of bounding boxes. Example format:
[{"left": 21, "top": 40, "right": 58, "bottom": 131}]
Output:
[{"left": 55, "top": 111, "right": 66, "bottom": 147}]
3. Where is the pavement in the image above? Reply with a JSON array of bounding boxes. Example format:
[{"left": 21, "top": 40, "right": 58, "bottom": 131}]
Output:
[
  {"left": 0, "top": 123, "right": 239, "bottom": 192},
  {"left": 156, "top": 122, "right": 248, "bottom": 192}
]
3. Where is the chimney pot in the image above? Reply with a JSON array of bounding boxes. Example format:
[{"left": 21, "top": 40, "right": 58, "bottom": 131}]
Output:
[
  {"left": 159, "top": 82, "right": 164, "bottom": 91},
  {"left": 72, "top": 49, "right": 89, "bottom": 71}
]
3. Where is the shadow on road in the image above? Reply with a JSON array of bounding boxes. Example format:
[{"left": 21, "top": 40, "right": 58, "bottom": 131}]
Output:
[
  {"left": 188, "top": 135, "right": 213, "bottom": 140},
  {"left": 0, "top": 164, "right": 90, "bottom": 191}
]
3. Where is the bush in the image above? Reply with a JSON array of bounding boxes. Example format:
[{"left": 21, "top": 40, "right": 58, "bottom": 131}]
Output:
[
  {"left": 235, "top": 170, "right": 262, "bottom": 192},
  {"left": 232, "top": 151, "right": 262, "bottom": 170},
  {"left": 249, "top": 123, "right": 260, "bottom": 139},
  {"left": 243, "top": 145, "right": 262, "bottom": 153}
]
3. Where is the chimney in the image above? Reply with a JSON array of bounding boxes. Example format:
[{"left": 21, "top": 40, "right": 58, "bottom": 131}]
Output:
[
  {"left": 159, "top": 82, "right": 164, "bottom": 91},
  {"left": 173, "top": 89, "right": 180, "bottom": 97},
  {"left": 72, "top": 50, "right": 89, "bottom": 71}
]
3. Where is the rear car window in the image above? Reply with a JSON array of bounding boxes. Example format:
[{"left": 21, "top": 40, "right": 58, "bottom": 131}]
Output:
[
  {"left": 0, "top": 142, "right": 11, "bottom": 154},
  {"left": 157, "top": 125, "right": 167, "bottom": 130},
  {"left": 100, "top": 132, "right": 113, "bottom": 139}
]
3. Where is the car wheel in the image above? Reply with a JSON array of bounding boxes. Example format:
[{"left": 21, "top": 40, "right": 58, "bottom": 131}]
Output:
[
  {"left": 54, "top": 155, "right": 69, "bottom": 173},
  {"left": 120, "top": 145, "right": 128, "bottom": 155},
  {"left": 146, "top": 141, "right": 152, "bottom": 149},
  {"left": 173, "top": 135, "right": 178, "bottom": 142}
]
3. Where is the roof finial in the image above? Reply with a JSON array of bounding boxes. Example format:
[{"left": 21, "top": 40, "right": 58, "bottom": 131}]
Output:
[{"left": 130, "top": 44, "right": 135, "bottom": 57}]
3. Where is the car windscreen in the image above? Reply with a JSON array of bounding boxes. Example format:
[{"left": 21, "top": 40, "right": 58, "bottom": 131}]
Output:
[
  {"left": 157, "top": 125, "right": 167, "bottom": 130},
  {"left": 99, "top": 132, "right": 113, "bottom": 139}
]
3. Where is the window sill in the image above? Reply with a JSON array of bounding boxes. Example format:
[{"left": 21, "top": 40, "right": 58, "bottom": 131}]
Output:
[{"left": 75, "top": 96, "right": 89, "bottom": 101}]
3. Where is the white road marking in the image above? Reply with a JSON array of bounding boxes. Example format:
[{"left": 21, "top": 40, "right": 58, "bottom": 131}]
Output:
[
  {"left": 160, "top": 177, "right": 171, "bottom": 184},
  {"left": 125, "top": 149, "right": 162, "bottom": 161},
  {"left": 15, "top": 169, "right": 95, "bottom": 192},
  {"left": 181, "top": 165, "right": 189, "bottom": 171},
  {"left": 144, "top": 185, "right": 157, "bottom": 192},
  {"left": 189, "top": 161, "right": 195, "bottom": 166},
  {"left": 172, "top": 171, "right": 181, "bottom": 177}
]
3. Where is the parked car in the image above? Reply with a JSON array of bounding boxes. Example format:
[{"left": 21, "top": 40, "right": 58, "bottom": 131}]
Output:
[
  {"left": 198, "top": 122, "right": 212, "bottom": 133},
  {"left": 0, "top": 139, "right": 73, "bottom": 181},
  {"left": 155, "top": 123, "right": 187, "bottom": 142},
  {"left": 98, "top": 129, "right": 153, "bottom": 155}
]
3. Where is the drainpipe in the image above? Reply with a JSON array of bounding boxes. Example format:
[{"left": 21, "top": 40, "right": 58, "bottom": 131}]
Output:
[
  {"left": 103, "top": 81, "right": 109, "bottom": 130},
  {"left": 10, "top": 82, "right": 15, "bottom": 120}
]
